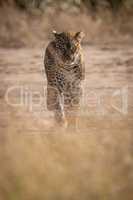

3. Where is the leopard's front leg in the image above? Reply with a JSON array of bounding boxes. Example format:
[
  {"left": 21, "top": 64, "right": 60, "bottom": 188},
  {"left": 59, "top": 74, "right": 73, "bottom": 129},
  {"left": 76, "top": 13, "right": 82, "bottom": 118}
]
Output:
[
  {"left": 54, "top": 92, "right": 67, "bottom": 127},
  {"left": 63, "top": 88, "right": 81, "bottom": 131}
]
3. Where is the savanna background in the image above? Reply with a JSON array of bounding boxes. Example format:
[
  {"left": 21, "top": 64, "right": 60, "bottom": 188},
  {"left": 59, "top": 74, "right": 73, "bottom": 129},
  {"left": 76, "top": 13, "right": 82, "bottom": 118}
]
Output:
[{"left": 0, "top": 0, "right": 133, "bottom": 200}]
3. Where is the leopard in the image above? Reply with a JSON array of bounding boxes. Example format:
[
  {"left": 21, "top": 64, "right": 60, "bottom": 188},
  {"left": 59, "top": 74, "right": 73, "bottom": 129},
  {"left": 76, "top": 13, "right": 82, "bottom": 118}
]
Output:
[{"left": 44, "top": 31, "right": 85, "bottom": 128}]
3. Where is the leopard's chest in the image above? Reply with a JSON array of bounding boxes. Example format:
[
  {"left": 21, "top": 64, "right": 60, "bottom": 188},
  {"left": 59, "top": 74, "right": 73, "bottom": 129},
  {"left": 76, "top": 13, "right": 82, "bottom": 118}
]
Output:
[{"left": 55, "top": 66, "right": 81, "bottom": 92}]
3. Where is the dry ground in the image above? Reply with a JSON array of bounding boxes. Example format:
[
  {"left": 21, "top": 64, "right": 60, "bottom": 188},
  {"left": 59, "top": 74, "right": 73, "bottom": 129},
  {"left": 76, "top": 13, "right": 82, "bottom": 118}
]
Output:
[{"left": 0, "top": 42, "right": 133, "bottom": 200}]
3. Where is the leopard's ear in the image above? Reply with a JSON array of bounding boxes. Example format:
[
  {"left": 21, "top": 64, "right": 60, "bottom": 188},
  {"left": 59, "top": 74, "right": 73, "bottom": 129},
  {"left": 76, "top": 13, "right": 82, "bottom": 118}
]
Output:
[
  {"left": 52, "top": 30, "right": 57, "bottom": 35},
  {"left": 75, "top": 31, "right": 85, "bottom": 42},
  {"left": 52, "top": 30, "right": 60, "bottom": 38}
]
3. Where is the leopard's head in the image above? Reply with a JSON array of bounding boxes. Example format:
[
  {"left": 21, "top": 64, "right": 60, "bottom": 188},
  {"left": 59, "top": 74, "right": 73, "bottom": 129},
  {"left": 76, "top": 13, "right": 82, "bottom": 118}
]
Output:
[{"left": 53, "top": 31, "right": 85, "bottom": 64}]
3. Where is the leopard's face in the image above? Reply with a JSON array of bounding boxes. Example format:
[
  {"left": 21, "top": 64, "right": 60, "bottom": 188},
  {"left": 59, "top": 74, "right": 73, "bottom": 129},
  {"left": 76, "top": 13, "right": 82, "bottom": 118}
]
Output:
[{"left": 53, "top": 31, "right": 84, "bottom": 64}]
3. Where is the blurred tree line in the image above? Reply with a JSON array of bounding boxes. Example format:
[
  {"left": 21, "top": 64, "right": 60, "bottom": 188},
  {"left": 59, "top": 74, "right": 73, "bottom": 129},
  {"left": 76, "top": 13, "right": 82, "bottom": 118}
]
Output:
[{"left": 0, "top": 0, "right": 133, "bottom": 12}]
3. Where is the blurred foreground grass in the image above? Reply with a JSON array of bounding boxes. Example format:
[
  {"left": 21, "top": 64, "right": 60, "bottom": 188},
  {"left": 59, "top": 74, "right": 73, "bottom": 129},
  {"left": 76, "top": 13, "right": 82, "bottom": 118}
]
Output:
[{"left": 0, "top": 119, "right": 132, "bottom": 200}]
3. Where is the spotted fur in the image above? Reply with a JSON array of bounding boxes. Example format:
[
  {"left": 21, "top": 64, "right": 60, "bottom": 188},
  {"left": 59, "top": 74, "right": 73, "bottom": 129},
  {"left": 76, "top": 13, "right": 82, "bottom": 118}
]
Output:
[{"left": 44, "top": 31, "right": 85, "bottom": 125}]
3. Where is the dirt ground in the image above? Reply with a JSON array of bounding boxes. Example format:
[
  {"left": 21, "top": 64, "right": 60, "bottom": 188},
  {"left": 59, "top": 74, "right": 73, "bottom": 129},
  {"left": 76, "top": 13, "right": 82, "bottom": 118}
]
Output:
[{"left": 0, "top": 43, "right": 133, "bottom": 199}]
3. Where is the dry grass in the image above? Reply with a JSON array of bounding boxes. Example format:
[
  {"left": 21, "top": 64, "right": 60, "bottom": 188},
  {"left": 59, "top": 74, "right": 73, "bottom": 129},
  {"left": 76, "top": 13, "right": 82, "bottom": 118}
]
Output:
[
  {"left": 0, "top": 3, "right": 133, "bottom": 200},
  {"left": 0, "top": 44, "right": 133, "bottom": 199},
  {"left": 0, "top": 111, "right": 133, "bottom": 200},
  {"left": 0, "top": 4, "right": 133, "bottom": 48}
]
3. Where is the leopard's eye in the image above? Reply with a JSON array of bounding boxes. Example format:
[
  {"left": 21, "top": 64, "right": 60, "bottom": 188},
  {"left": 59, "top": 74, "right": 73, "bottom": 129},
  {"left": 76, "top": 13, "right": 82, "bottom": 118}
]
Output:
[
  {"left": 75, "top": 42, "right": 79, "bottom": 47},
  {"left": 71, "top": 43, "right": 77, "bottom": 52}
]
